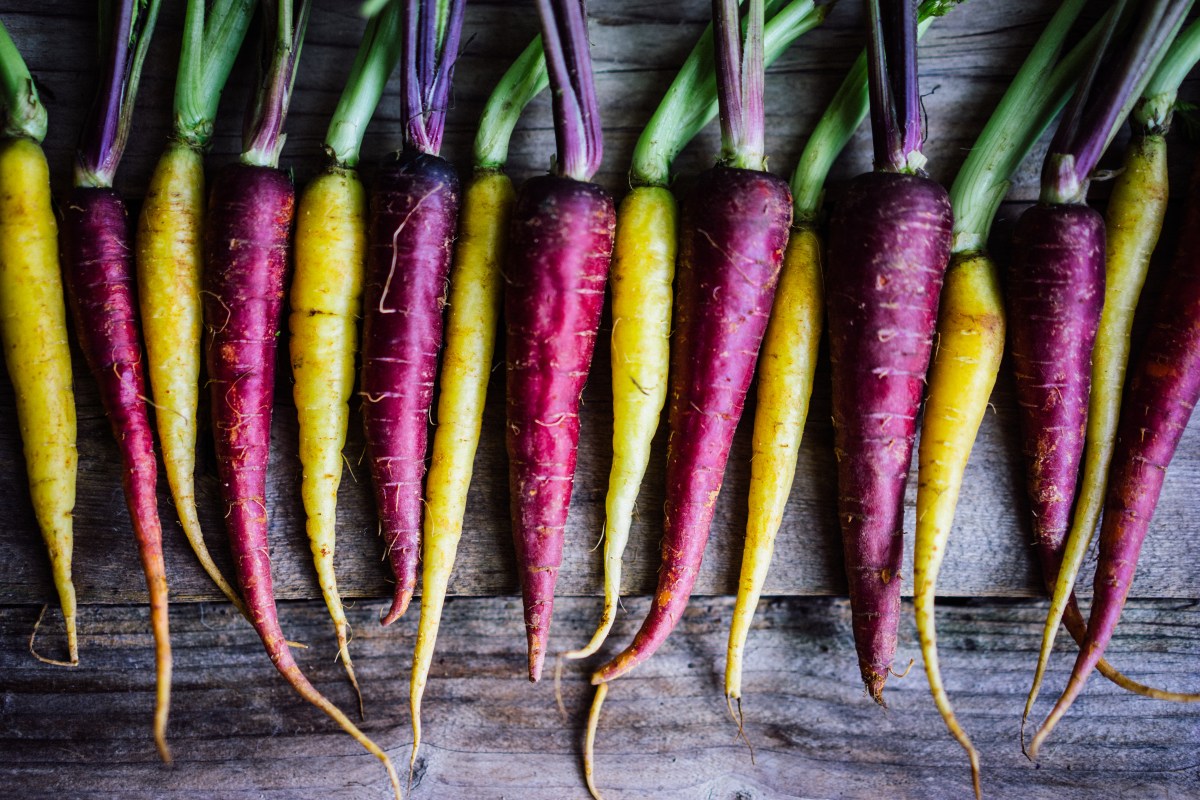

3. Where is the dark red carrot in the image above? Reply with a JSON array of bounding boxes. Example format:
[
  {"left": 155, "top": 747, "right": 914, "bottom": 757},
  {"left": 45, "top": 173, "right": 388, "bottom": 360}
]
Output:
[
  {"left": 822, "top": 0, "right": 952, "bottom": 704},
  {"left": 592, "top": 0, "right": 791, "bottom": 685},
  {"left": 202, "top": 3, "right": 399, "bottom": 794},
  {"left": 506, "top": 0, "right": 613, "bottom": 681},
  {"left": 507, "top": 174, "right": 613, "bottom": 681},
  {"left": 59, "top": 0, "right": 171, "bottom": 760},
  {"left": 362, "top": 0, "right": 465, "bottom": 626},
  {"left": 1031, "top": 167, "right": 1200, "bottom": 754}
]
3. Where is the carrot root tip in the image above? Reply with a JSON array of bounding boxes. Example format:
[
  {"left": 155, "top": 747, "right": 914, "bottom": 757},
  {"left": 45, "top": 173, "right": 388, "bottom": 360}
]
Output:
[{"left": 381, "top": 589, "right": 413, "bottom": 627}]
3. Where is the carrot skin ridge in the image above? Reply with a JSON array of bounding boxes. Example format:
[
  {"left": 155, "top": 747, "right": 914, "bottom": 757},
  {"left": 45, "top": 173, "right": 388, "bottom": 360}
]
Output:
[
  {"left": 825, "top": 170, "right": 952, "bottom": 704},
  {"left": 506, "top": 174, "right": 615, "bottom": 682},
  {"left": 725, "top": 220, "right": 822, "bottom": 699},
  {"left": 0, "top": 138, "right": 78, "bottom": 665},
  {"left": 1006, "top": 203, "right": 1104, "bottom": 601},
  {"left": 204, "top": 162, "right": 399, "bottom": 795},
  {"left": 1031, "top": 166, "right": 1200, "bottom": 757},
  {"left": 136, "top": 139, "right": 249, "bottom": 619},
  {"left": 290, "top": 165, "right": 366, "bottom": 704},
  {"left": 567, "top": 184, "right": 676, "bottom": 660},
  {"left": 60, "top": 187, "right": 171, "bottom": 761},
  {"left": 361, "top": 149, "right": 461, "bottom": 626},
  {"left": 594, "top": 165, "right": 790, "bottom": 685},
  {"left": 411, "top": 169, "right": 514, "bottom": 765}
]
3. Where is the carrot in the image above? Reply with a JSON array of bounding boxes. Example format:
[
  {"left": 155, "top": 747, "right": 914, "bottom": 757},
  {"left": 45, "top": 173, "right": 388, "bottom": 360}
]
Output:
[
  {"left": 504, "top": 0, "right": 615, "bottom": 683},
  {"left": 725, "top": 0, "right": 954, "bottom": 714},
  {"left": 202, "top": 4, "right": 399, "bottom": 794},
  {"left": 1020, "top": 0, "right": 1198, "bottom": 757},
  {"left": 136, "top": 0, "right": 254, "bottom": 619},
  {"left": 567, "top": 0, "right": 828, "bottom": 662},
  {"left": 592, "top": 0, "right": 791, "bottom": 686},
  {"left": 58, "top": 0, "right": 171, "bottom": 760},
  {"left": 824, "top": 0, "right": 953, "bottom": 706},
  {"left": 1029, "top": 14, "right": 1200, "bottom": 721},
  {"left": 0, "top": 23, "right": 78, "bottom": 666},
  {"left": 290, "top": 0, "right": 401, "bottom": 709},
  {"left": 410, "top": 35, "right": 543, "bottom": 769},
  {"left": 361, "top": 0, "right": 466, "bottom": 627},
  {"left": 1029, "top": 158, "right": 1200, "bottom": 760}
]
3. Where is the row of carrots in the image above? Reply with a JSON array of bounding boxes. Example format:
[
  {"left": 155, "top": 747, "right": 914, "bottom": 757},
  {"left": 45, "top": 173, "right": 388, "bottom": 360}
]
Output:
[{"left": 2, "top": 0, "right": 1199, "bottom": 797}]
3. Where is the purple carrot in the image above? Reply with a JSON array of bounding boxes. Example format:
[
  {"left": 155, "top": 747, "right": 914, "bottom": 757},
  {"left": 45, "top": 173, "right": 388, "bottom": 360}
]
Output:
[
  {"left": 823, "top": 0, "right": 952, "bottom": 704},
  {"left": 592, "top": 0, "right": 791, "bottom": 685},
  {"left": 59, "top": 0, "right": 171, "bottom": 761},
  {"left": 201, "top": 3, "right": 400, "bottom": 794},
  {"left": 506, "top": 0, "right": 613, "bottom": 681},
  {"left": 362, "top": 0, "right": 466, "bottom": 625}
]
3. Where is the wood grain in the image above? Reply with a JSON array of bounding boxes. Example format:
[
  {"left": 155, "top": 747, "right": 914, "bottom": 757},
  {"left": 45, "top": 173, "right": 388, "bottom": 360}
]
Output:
[
  {"left": 2, "top": 597, "right": 1199, "bottom": 799},
  {"left": 0, "top": 0, "right": 1199, "bottom": 607}
]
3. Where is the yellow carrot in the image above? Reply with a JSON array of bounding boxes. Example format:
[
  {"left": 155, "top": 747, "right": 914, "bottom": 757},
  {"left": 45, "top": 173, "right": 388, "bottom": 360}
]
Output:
[
  {"left": 137, "top": 141, "right": 246, "bottom": 617},
  {"left": 565, "top": 185, "right": 675, "bottom": 660},
  {"left": 0, "top": 137, "right": 78, "bottom": 666},
  {"left": 290, "top": 167, "right": 367, "bottom": 707},
  {"left": 914, "top": 252, "right": 1003, "bottom": 798},
  {"left": 724, "top": 222, "right": 821, "bottom": 707},
  {"left": 288, "top": 2, "right": 400, "bottom": 706},
  {"left": 411, "top": 168, "right": 513, "bottom": 766},
  {"left": 136, "top": 0, "right": 253, "bottom": 615}
]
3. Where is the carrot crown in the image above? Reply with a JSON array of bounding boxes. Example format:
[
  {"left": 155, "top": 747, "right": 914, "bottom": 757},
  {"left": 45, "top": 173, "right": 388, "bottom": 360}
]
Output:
[
  {"left": 242, "top": 0, "right": 311, "bottom": 169},
  {"left": 325, "top": 0, "right": 403, "bottom": 168},
  {"left": 402, "top": 0, "right": 466, "bottom": 156},
  {"left": 173, "top": 0, "right": 255, "bottom": 151},
  {"left": 1133, "top": 15, "right": 1200, "bottom": 134},
  {"left": 536, "top": 0, "right": 603, "bottom": 182},
  {"left": 790, "top": 0, "right": 955, "bottom": 221},
  {"left": 0, "top": 20, "right": 46, "bottom": 143},
  {"left": 632, "top": 0, "right": 825, "bottom": 187},
  {"left": 473, "top": 36, "right": 548, "bottom": 170},
  {"left": 949, "top": 0, "right": 1105, "bottom": 253},
  {"left": 864, "top": 0, "right": 925, "bottom": 174},
  {"left": 713, "top": 0, "right": 767, "bottom": 170},
  {"left": 1040, "top": 0, "right": 1192, "bottom": 205},
  {"left": 75, "top": 0, "right": 162, "bottom": 188}
]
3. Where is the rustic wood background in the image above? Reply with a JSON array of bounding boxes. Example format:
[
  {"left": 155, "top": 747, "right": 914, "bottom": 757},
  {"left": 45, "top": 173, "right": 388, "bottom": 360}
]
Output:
[{"left": 1, "top": 1, "right": 1199, "bottom": 798}]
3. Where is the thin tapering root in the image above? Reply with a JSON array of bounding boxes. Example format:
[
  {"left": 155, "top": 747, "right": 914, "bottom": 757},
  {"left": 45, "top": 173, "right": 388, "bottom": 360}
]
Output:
[
  {"left": 725, "top": 694, "right": 755, "bottom": 765},
  {"left": 553, "top": 654, "right": 568, "bottom": 720},
  {"left": 334, "top": 620, "right": 364, "bottom": 720},
  {"left": 380, "top": 589, "right": 413, "bottom": 627},
  {"left": 28, "top": 604, "right": 79, "bottom": 667},
  {"left": 890, "top": 658, "right": 915, "bottom": 679},
  {"left": 584, "top": 682, "right": 609, "bottom": 800},
  {"left": 564, "top": 599, "right": 615, "bottom": 660}
]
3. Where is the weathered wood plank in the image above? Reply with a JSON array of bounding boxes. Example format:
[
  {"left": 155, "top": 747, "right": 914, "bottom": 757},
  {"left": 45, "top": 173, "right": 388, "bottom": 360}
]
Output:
[
  {"left": 2, "top": 598, "right": 1199, "bottom": 799},
  {"left": 1, "top": 0, "right": 1199, "bottom": 605}
]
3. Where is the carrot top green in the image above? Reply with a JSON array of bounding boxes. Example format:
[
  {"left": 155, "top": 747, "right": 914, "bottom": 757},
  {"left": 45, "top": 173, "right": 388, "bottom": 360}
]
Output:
[
  {"left": 473, "top": 37, "right": 548, "bottom": 170},
  {"left": 0, "top": 20, "right": 46, "bottom": 142},
  {"left": 631, "top": 0, "right": 824, "bottom": 187},
  {"left": 1040, "top": 0, "right": 1192, "bottom": 205},
  {"left": 173, "top": 0, "right": 255, "bottom": 150},
  {"left": 949, "top": 0, "right": 1108, "bottom": 254},
  {"left": 324, "top": 0, "right": 402, "bottom": 167},
  {"left": 242, "top": 0, "right": 311, "bottom": 169},
  {"left": 76, "top": 0, "right": 162, "bottom": 188},
  {"left": 1133, "top": 15, "right": 1200, "bottom": 134},
  {"left": 402, "top": 0, "right": 465, "bottom": 156}
]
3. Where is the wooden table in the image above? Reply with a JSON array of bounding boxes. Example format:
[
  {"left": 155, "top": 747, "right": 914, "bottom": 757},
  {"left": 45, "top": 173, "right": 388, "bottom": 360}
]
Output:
[{"left": 1, "top": 1, "right": 1199, "bottom": 798}]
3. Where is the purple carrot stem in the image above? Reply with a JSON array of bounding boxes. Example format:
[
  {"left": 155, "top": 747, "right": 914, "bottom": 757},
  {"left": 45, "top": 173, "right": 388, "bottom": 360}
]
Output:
[
  {"left": 535, "top": 0, "right": 603, "bottom": 181},
  {"left": 403, "top": 0, "right": 465, "bottom": 154},
  {"left": 243, "top": 0, "right": 311, "bottom": 168}
]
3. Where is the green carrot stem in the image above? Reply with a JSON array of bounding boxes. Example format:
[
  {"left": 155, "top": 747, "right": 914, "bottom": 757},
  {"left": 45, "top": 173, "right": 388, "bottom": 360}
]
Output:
[
  {"left": 325, "top": 0, "right": 403, "bottom": 167},
  {"left": 473, "top": 36, "right": 549, "bottom": 170},
  {"left": 0, "top": 19, "right": 46, "bottom": 142}
]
